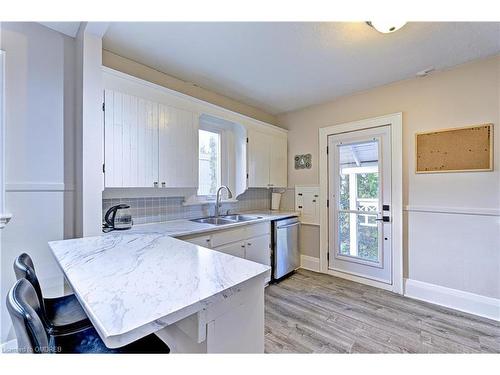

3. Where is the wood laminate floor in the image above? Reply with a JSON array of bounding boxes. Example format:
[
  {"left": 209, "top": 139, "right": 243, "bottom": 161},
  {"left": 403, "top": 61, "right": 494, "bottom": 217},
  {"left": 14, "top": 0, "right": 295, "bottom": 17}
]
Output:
[{"left": 264, "top": 269, "right": 500, "bottom": 353}]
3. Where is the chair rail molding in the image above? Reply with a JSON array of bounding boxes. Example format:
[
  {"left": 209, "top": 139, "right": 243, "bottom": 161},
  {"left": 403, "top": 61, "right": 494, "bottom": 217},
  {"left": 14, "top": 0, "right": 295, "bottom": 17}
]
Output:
[{"left": 0, "top": 50, "right": 12, "bottom": 229}]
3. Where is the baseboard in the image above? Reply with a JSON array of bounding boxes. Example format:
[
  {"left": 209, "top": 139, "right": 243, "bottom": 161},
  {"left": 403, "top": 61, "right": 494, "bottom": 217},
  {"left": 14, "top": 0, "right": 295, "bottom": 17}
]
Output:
[
  {"left": 404, "top": 278, "right": 500, "bottom": 321},
  {"left": 300, "top": 255, "right": 320, "bottom": 272},
  {"left": 1, "top": 339, "right": 17, "bottom": 354}
]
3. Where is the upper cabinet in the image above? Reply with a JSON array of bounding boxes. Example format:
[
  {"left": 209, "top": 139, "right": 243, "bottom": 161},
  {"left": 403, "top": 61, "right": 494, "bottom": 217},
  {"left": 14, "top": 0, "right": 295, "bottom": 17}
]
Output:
[
  {"left": 247, "top": 129, "right": 287, "bottom": 188},
  {"left": 158, "top": 105, "right": 198, "bottom": 188},
  {"left": 104, "top": 89, "right": 198, "bottom": 188},
  {"left": 104, "top": 90, "right": 159, "bottom": 188},
  {"left": 103, "top": 68, "right": 287, "bottom": 191}
]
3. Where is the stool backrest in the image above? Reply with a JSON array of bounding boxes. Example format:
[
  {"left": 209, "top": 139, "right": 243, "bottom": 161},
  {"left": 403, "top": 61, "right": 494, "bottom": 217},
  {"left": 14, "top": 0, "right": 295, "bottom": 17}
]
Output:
[
  {"left": 6, "top": 279, "right": 50, "bottom": 353},
  {"left": 13, "top": 253, "right": 44, "bottom": 304}
]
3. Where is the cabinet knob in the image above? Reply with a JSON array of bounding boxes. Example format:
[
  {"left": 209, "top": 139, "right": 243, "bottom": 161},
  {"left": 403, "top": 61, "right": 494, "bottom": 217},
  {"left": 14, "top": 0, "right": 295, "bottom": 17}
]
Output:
[
  {"left": 153, "top": 182, "right": 158, "bottom": 187},
  {"left": 247, "top": 242, "right": 252, "bottom": 246},
  {"left": 161, "top": 182, "right": 166, "bottom": 187},
  {"left": 241, "top": 245, "right": 245, "bottom": 248}
]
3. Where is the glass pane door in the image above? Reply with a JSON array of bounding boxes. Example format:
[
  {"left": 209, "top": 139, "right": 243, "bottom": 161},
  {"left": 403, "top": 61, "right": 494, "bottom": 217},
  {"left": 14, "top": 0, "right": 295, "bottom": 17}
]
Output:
[
  {"left": 337, "top": 140, "right": 381, "bottom": 264},
  {"left": 328, "top": 126, "right": 392, "bottom": 284}
]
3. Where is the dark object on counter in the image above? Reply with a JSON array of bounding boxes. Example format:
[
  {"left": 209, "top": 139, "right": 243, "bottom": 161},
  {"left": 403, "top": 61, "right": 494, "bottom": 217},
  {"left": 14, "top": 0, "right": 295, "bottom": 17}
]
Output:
[
  {"left": 103, "top": 204, "right": 133, "bottom": 232},
  {"left": 7, "top": 279, "right": 170, "bottom": 353},
  {"left": 13, "top": 253, "right": 91, "bottom": 336}
]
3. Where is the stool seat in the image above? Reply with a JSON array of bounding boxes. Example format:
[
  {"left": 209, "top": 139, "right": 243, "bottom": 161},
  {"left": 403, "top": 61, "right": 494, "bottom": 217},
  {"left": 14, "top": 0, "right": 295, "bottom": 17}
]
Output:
[
  {"left": 50, "top": 326, "right": 170, "bottom": 354},
  {"left": 45, "top": 294, "right": 88, "bottom": 325},
  {"left": 7, "top": 278, "right": 170, "bottom": 354},
  {"left": 14, "top": 253, "right": 92, "bottom": 335}
]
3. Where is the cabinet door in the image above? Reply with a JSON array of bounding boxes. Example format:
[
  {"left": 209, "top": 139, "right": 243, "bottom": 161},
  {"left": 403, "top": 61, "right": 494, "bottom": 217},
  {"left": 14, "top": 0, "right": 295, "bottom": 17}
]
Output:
[
  {"left": 179, "top": 234, "right": 212, "bottom": 248},
  {"left": 104, "top": 90, "right": 159, "bottom": 188},
  {"left": 212, "top": 241, "right": 246, "bottom": 259},
  {"left": 245, "top": 234, "right": 271, "bottom": 266},
  {"left": 158, "top": 105, "right": 198, "bottom": 188},
  {"left": 269, "top": 134, "right": 287, "bottom": 188},
  {"left": 247, "top": 129, "right": 270, "bottom": 188}
]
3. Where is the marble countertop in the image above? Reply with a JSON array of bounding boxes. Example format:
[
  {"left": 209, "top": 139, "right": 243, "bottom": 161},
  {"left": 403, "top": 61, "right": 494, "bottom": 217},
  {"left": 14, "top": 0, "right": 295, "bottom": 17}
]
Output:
[
  {"left": 128, "top": 210, "right": 299, "bottom": 238},
  {"left": 48, "top": 210, "right": 297, "bottom": 347},
  {"left": 49, "top": 231, "right": 270, "bottom": 347}
]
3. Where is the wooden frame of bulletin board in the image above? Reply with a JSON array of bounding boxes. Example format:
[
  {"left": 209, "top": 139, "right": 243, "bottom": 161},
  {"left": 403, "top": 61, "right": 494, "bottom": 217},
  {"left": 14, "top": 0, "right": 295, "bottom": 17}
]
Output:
[{"left": 415, "top": 124, "right": 494, "bottom": 173}]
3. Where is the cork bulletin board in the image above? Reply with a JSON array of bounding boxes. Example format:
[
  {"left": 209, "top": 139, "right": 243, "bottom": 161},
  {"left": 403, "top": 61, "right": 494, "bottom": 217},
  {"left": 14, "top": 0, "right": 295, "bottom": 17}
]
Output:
[{"left": 415, "top": 124, "right": 493, "bottom": 173}]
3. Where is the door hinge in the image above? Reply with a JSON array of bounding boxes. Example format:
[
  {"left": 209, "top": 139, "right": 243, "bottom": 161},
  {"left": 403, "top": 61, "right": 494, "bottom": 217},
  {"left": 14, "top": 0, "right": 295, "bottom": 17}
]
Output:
[
  {"left": 102, "top": 102, "right": 105, "bottom": 112},
  {"left": 327, "top": 253, "right": 330, "bottom": 261},
  {"left": 102, "top": 164, "right": 105, "bottom": 173},
  {"left": 326, "top": 146, "right": 329, "bottom": 154},
  {"left": 246, "top": 137, "right": 249, "bottom": 143},
  {"left": 246, "top": 173, "right": 249, "bottom": 179},
  {"left": 327, "top": 199, "right": 329, "bottom": 208}
]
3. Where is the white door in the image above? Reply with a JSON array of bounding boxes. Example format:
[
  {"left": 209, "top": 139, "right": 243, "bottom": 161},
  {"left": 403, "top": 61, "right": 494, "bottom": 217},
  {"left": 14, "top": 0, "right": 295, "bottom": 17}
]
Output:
[{"left": 328, "top": 126, "right": 392, "bottom": 284}]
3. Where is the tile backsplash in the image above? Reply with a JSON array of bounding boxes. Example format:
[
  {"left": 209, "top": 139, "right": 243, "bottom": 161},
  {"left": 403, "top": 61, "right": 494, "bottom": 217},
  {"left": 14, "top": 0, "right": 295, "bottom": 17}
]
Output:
[{"left": 102, "top": 188, "right": 272, "bottom": 225}]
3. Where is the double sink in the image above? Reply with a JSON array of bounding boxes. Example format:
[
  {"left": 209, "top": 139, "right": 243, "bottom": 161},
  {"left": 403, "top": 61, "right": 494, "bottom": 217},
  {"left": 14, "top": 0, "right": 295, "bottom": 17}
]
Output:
[{"left": 190, "top": 214, "right": 262, "bottom": 226}]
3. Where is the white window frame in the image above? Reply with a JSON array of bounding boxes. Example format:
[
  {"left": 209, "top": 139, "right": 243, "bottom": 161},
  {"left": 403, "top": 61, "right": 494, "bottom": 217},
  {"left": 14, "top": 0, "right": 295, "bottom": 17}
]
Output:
[{"left": 197, "top": 122, "right": 228, "bottom": 198}]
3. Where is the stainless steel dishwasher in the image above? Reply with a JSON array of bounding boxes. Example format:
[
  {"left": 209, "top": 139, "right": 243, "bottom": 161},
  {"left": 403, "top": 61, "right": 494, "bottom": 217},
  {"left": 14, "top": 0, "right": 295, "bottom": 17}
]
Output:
[{"left": 272, "top": 216, "right": 300, "bottom": 281}]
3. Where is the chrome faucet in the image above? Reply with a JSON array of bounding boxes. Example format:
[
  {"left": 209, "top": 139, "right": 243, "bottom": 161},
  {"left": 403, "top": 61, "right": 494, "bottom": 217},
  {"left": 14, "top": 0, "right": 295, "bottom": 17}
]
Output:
[{"left": 215, "top": 186, "right": 233, "bottom": 218}]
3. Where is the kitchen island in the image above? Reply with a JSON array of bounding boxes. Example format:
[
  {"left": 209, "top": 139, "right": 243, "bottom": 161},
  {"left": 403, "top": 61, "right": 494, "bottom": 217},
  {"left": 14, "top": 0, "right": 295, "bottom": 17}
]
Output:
[{"left": 49, "top": 229, "right": 270, "bottom": 353}]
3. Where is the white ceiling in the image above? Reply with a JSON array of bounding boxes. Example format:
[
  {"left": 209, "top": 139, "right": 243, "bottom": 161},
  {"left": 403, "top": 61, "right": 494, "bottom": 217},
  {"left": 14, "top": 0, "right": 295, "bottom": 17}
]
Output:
[{"left": 103, "top": 22, "right": 500, "bottom": 115}]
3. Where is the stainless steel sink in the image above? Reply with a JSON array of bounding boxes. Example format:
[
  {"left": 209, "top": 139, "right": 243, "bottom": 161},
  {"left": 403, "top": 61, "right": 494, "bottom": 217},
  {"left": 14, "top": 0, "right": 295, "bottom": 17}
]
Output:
[
  {"left": 190, "top": 214, "right": 262, "bottom": 225},
  {"left": 222, "top": 214, "right": 262, "bottom": 222},
  {"left": 190, "top": 217, "right": 235, "bottom": 225}
]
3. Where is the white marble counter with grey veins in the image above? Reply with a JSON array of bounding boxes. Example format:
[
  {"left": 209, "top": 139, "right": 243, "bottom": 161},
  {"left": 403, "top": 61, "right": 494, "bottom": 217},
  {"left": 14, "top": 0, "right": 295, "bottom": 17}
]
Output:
[{"left": 48, "top": 210, "right": 297, "bottom": 347}]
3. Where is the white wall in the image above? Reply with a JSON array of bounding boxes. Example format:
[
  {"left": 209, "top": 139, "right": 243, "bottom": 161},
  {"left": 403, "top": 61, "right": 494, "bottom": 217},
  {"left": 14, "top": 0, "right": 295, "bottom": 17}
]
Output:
[
  {"left": 74, "top": 23, "right": 106, "bottom": 238},
  {"left": 278, "top": 55, "right": 500, "bottom": 301},
  {"left": 0, "top": 22, "right": 76, "bottom": 343}
]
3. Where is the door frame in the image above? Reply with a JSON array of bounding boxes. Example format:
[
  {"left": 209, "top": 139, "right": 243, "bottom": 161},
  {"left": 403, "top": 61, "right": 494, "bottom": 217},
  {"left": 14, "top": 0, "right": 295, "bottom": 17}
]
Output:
[{"left": 319, "top": 113, "right": 403, "bottom": 294}]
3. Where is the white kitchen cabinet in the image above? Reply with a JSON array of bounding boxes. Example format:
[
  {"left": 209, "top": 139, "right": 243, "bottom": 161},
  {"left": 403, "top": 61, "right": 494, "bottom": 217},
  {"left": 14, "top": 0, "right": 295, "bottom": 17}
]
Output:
[
  {"left": 104, "top": 89, "right": 197, "bottom": 188},
  {"left": 178, "top": 222, "right": 272, "bottom": 283},
  {"left": 247, "top": 129, "right": 287, "bottom": 188},
  {"left": 210, "top": 227, "right": 247, "bottom": 248},
  {"left": 104, "top": 90, "right": 159, "bottom": 187},
  {"left": 180, "top": 234, "right": 212, "bottom": 247},
  {"left": 269, "top": 135, "right": 287, "bottom": 188},
  {"left": 213, "top": 241, "right": 246, "bottom": 258},
  {"left": 158, "top": 105, "right": 198, "bottom": 188},
  {"left": 247, "top": 129, "right": 271, "bottom": 188},
  {"left": 244, "top": 234, "right": 271, "bottom": 266}
]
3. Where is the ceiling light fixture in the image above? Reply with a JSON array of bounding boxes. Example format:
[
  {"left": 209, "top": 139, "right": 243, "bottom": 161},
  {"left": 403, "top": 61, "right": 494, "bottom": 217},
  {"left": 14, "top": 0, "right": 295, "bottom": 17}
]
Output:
[{"left": 366, "top": 21, "right": 407, "bottom": 34}]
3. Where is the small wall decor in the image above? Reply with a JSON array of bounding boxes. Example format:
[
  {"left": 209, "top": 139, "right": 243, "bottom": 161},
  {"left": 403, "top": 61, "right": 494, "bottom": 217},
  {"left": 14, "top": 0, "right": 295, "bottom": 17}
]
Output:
[
  {"left": 415, "top": 124, "right": 493, "bottom": 173},
  {"left": 295, "top": 154, "right": 312, "bottom": 169}
]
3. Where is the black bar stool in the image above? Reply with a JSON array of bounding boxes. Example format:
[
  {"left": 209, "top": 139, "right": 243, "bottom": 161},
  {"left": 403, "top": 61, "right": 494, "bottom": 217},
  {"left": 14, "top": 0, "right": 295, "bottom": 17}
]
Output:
[
  {"left": 7, "top": 279, "right": 170, "bottom": 354},
  {"left": 13, "top": 253, "right": 92, "bottom": 335}
]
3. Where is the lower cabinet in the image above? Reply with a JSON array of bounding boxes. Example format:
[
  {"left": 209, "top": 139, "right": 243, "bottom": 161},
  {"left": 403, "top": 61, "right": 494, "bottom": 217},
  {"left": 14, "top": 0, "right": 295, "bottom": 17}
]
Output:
[
  {"left": 212, "top": 241, "right": 246, "bottom": 258},
  {"left": 244, "top": 234, "right": 271, "bottom": 267},
  {"left": 179, "top": 222, "right": 272, "bottom": 283}
]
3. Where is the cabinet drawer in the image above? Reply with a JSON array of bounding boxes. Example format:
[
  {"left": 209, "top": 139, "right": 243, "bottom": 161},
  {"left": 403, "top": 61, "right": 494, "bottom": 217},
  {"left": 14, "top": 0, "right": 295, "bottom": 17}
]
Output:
[
  {"left": 179, "top": 234, "right": 212, "bottom": 248},
  {"left": 211, "top": 227, "right": 247, "bottom": 248},
  {"left": 245, "top": 222, "right": 270, "bottom": 238}
]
